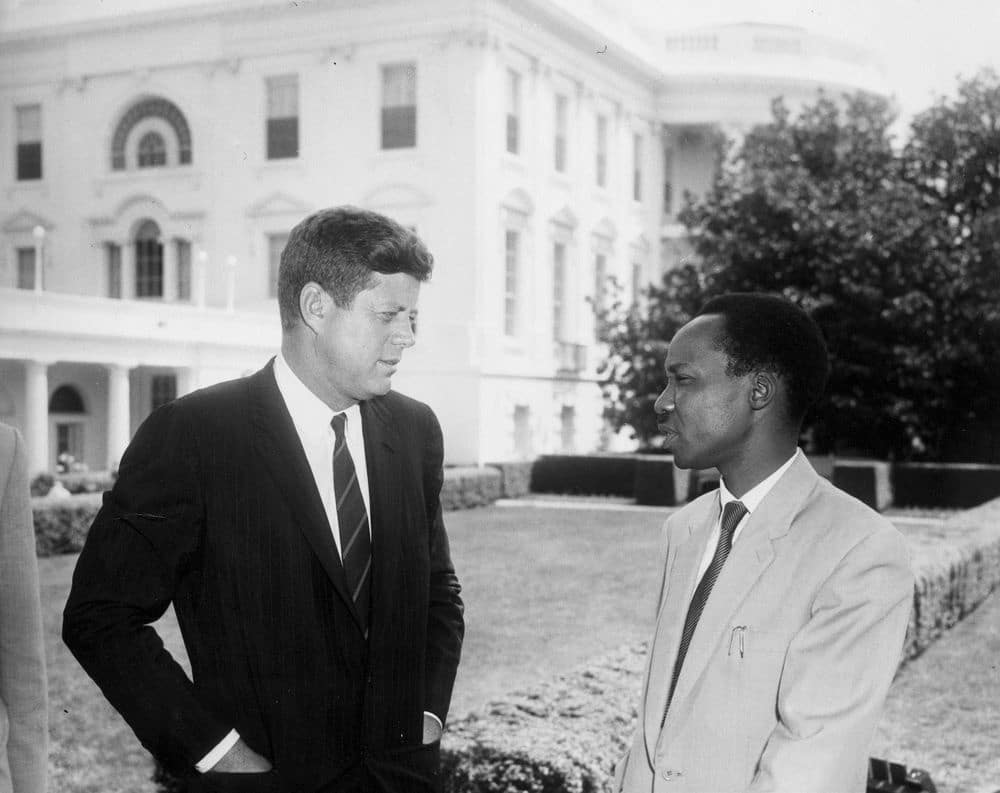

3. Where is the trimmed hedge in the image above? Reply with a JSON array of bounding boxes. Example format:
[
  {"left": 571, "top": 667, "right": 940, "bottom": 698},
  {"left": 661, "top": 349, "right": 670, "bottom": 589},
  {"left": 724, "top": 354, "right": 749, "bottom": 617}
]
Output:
[
  {"left": 893, "top": 462, "right": 1000, "bottom": 509},
  {"left": 486, "top": 462, "right": 532, "bottom": 499},
  {"left": 441, "top": 466, "right": 502, "bottom": 511},
  {"left": 530, "top": 454, "right": 638, "bottom": 497},
  {"left": 832, "top": 460, "right": 893, "bottom": 511},
  {"left": 434, "top": 499, "right": 1000, "bottom": 791},
  {"left": 32, "top": 492, "right": 103, "bottom": 557},
  {"left": 633, "top": 457, "right": 690, "bottom": 506}
]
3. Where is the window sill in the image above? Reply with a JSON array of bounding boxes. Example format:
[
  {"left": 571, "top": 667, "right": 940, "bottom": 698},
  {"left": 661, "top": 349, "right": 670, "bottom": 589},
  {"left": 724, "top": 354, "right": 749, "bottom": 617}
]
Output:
[
  {"left": 255, "top": 159, "right": 306, "bottom": 178},
  {"left": 6, "top": 181, "right": 49, "bottom": 199},
  {"left": 94, "top": 166, "right": 202, "bottom": 196}
]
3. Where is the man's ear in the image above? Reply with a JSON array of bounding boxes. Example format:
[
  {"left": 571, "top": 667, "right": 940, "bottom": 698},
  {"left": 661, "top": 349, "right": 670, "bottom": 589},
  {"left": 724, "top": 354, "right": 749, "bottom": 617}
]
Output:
[
  {"left": 748, "top": 371, "right": 779, "bottom": 411},
  {"left": 298, "top": 282, "right": 330, "bottom": 332}
]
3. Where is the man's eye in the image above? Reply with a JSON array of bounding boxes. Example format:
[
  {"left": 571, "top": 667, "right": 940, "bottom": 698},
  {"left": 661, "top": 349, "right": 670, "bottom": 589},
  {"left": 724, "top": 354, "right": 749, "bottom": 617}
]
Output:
[{"left": 379, "top": 312, "right": 396, "bottom": 322}]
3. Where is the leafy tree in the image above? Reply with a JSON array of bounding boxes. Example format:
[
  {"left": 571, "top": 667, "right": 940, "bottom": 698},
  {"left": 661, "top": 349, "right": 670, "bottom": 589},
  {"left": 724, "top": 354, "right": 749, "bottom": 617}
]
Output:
[{"left": 597, "top": 74, "right": 1000, "bottom": 460}]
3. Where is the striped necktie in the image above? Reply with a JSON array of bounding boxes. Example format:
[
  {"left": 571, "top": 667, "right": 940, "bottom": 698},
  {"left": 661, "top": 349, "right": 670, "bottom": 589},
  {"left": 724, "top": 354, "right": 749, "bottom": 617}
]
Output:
[
  {"left": 331, "top": 413, "right": 372, "bottom": 633},
  {"left": 663, "top": 499, "right": 748, "bottom": 722}
]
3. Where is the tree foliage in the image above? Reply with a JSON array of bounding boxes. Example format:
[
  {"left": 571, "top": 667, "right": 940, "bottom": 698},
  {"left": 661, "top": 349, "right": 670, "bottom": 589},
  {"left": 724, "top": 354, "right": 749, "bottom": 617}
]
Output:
[{"left": 597, "top": 71, "right": 1000, "bottom": 460}]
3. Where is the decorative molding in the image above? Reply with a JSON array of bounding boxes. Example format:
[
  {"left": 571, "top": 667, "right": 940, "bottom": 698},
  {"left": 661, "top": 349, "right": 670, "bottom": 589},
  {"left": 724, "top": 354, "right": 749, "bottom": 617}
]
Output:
[
  {"left": 2, "top": 209, "right": 54, "bottom": 234},
  {"left": 361, "top": 183, "right": 433, "bottom": 211},
  {"left": 57, "top": 76, "right": 88, "bottom": 94},
  {"left": 321, "top": 43, "right": 357, "bottom": 65},
  {"left": 246, "top": 191, "right": 313, "bottom": 218},
  {"left": 500, "top": 187, "right": 535, "bottom": 217},
  {"left": 550, "top": 206, "right": 579, "bottom": 230}
]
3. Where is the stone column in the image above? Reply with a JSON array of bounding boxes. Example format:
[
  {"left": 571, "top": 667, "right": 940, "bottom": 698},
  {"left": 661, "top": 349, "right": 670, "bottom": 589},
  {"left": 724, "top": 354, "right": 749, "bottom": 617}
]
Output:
[
  {"left": 106, "top": 363, "right": 132, "bottom": 471},
  {"left": 175, "top": 366, "right": 195, "bottom": 398},
  {"left": 24, "top": 360, "right": 50, "bottom": 475}
]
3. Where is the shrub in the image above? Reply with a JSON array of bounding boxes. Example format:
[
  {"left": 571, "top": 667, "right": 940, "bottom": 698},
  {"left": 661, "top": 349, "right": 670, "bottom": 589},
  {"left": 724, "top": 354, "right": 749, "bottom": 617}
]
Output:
[
  {"left": 441, "top": 467, "right": 502, "bottom": 511},
  {"left": 892, "top": 463, "right": 1000, "bottom": 509},
  {"left": 32, "top": 492, "right": 102, "bottom": 557},
  {"left": 58, "top": 470, "right": 116, "bottom": 494},
  {"left": 486, "top": 462, "right": 533, "bottom": 499},
  {"left": 832, "top": 460, "right": 893, "bottom": 511},
  {"left": 530, "top": 455, "right": 638, "bottom": 497},
  {"left": 633, "top": 457, "right": 690, "bottom": 506},
  {"left": 30, "top": 473, "right": 54, "bottom": 497}
]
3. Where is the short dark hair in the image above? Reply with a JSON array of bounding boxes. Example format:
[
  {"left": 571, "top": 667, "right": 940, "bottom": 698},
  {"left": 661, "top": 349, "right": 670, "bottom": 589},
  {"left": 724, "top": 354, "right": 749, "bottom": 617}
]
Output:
[
  {"left": 695, "top": 293, "right": 830, "bottom": 423},
  {"left": 278, "top": 206, "right": 433, "bottom": 330}
]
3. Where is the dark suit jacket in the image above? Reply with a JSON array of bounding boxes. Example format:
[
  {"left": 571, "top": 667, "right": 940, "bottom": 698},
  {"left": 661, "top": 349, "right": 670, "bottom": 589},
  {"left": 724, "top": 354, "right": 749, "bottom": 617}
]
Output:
[{"left": 63, "top": 362, "right": 464, "bottom": 793}]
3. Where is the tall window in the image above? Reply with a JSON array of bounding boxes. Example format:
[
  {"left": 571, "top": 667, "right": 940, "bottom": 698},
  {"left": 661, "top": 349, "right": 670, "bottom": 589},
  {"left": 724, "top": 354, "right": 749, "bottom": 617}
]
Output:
[
  {"left": 56, "top": 423, "right": 83, "bottom": 460},
  {"left": 554, "top": 94, "right": 568, "bottom": 172},
  {"left": 16, "top": 248, "right": 35, "bottom": 290},
  {"left": 106, "top": 243, "right": 122, "bottom": 298},
  {"left": 266, "top": 75, "right": 299, "bottom": 159},
  {"left": 151, "top": 374, "right": 177, "bottom": 411},
  {"left": 504, "top": 230, "right": 520, "bottom": 336},
  {"left": 593, "top": 253, "right": 607, "bottom": 316},
  {"left": 381, "top": 63, "right": 417, "bottom": 149},
  {"left": 632, "top": 133, "right": 643, "bottom": 201},
  {"left": 16, "top": 104, "right": 42, "bottom": 180},
  {"left": 268, "top": 233, "right": 289, "bottom": 298},
  {"left": 135, "top": 220, "right": 164, "bottom": 299},
  {"left": 552, "top": 242, "right": 566, "bottom": 340},
  {"left": 177, "top": 240, "right": 192, "bottom": 301},
  {"left": 505, "top": 69, "right": 521, "bottom": 155},
  {"left": 595, "top": 114, "right": 608, "bottom": 187},
  {"left": 631, "top": 261, "right": 643, "bottom": 306},
  {"left": 137, "top": 131, "right": 167, "bottom": 167}
]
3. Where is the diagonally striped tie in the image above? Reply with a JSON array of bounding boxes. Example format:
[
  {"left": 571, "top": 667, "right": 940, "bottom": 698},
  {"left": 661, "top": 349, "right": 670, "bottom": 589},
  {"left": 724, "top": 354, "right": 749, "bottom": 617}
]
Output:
[
  {"left": 331, "top": 413, "right": 372, "bottom": 633},
  {"left": 662, "top": 499, "right": 748, "bottom": 724}
]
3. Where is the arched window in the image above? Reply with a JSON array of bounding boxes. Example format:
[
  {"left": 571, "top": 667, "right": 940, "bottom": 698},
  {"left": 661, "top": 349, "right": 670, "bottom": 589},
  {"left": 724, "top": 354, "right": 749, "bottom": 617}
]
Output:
[
  {"left": 111, "top": 97, "right": 192, "bottom": 170},
  {"left": 137, "top": 131, "right": 167, "bottom": 168},
  {"left": 49, "top": 385, "right": 85, "bottom": 413},
  {"left": 135, "top": 219, "right": 164, "bottom": 298}
]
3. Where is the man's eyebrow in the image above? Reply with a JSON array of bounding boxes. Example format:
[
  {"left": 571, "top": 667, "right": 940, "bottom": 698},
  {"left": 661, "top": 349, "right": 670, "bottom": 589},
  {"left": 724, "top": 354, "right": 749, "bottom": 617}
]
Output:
[{"left": 665, "top": 362, "right": 690, "bottom": 374}]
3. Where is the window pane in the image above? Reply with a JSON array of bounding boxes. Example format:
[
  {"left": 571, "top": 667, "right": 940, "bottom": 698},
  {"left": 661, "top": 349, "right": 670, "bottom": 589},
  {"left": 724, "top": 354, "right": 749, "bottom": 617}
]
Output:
[
  {"left": 596, "top": 115, "right": 607, "bottom": 187},
  {"left": 381, "top": 106, "right": 416, "bottom": 149},
  {"left": 554, "top": 95, "right": 568, "bottom": 172},
  {"left": 107, "top": 244, "right": 122, "bottom": 299},
  {"left": 17, "top": 248, "right": 35, "bottom": 290},
  {"left": 267, "top": 117, "right": 299, "bottom": 159},
  {"left": 137, "top": 132, "right": 167, "bottom": 167},
  {"left": 633, "top": 133, "right": 643, "bottom": 201},
  {"left": 382, "top": 63, "right": 416, "bottom": 106},
  {"left": 266, "top": 75, "right": 299, "bottom": 117},
  {"left": 268, "top": 233, "right": 289, "bottom": 298},
  {"left": 504, "top": 230, "right": 519, "bottom": 336},
  {"left": 136, "top": 237, "right": 164, "bottom": 298},
  {"left": 506, "top": 70, "right": 520, "bottom": 155},
  {"left": 552, "top": 243, "right": 566, "bottom": 340},
  {"left": 176, "top": 240, "right": 191, "bottom": 300},
  {"left": 16, "top": 105, "right": 41, "bottom": 141},
  {"left": 17, "top": 142, "right": 42, "bottom": 180},
  {"left": 593, "top": 253, "right": 607, "bottom": 315},
  {"left": 151, "top": 374, "right": 177, "bottom": 411}
]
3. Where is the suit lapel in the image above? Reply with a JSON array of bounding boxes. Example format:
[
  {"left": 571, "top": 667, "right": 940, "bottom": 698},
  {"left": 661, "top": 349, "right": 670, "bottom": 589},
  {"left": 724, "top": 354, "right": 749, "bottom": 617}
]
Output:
[
  {"left": 665, "top": 454, "right": 821, "bottom": 718},
  {"left": 360, "top": 397, "right": 404, "bottom": 635},
  {"left": 643, "top": 498, "right": 715, "bottom": 756},
  {"left": 249, "top": 360, "right": 360, "bottom": 627}
]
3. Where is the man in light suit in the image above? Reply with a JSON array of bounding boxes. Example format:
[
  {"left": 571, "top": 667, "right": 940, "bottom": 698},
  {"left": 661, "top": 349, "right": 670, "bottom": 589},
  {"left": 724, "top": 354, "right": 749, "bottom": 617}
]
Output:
[
  {"left": 615, "top": 294, "right": 913, "bottom": 793},
  {"left": 0, "top": 423, "right": 48, "bottom": 793},
  {"left": 64, "top": 207, "right": 464, "bottom": 793}
]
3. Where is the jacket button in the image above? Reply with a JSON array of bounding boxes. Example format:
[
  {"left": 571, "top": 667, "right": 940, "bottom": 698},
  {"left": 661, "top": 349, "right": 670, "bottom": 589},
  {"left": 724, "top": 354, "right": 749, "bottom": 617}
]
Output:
[{"left": 660, "top": 768, "right": 683, "bottom": 781}]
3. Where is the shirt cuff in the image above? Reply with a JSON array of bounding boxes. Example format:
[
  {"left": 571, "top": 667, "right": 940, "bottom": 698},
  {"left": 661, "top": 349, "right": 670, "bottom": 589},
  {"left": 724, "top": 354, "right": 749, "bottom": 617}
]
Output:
[
  {"left": 195, "top": 729, "right": 241, "bottom": 773},
  {"left": 424, "top": 711, "right": 443, "bottom": 729}
]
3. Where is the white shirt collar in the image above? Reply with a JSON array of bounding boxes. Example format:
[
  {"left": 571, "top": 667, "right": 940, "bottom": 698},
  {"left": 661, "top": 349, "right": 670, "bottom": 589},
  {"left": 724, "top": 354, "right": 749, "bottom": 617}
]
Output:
[
  {"left": 273, "top": 353, "right": 362, "bottom": 431},
  {"left": 719, "top": 448, "right": 801, "bottom": 514}
]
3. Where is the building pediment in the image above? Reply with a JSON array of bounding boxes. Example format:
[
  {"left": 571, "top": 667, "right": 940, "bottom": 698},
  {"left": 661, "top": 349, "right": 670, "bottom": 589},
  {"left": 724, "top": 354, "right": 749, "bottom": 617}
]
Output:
[
  {"left": 500, "top": 188, "right": 534, "bottom": 216},
  {"left": 362, "top": 183, "right": 433, "bottom": 210},
  {"left": 246, "top": 192, "right": 313, "bottom": 218},
  {"left": 2, "top": 209, "right": 55, "bottom": 234},
  {"left": 550, "top": 206, "right": 579, "bottom": 230},
  {"left": 592, "top": 217, "right": 617, "bottom": 241}
]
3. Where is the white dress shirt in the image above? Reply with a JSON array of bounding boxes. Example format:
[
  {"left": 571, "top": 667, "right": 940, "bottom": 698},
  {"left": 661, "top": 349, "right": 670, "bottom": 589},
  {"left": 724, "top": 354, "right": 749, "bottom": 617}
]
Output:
[{"left": 694, "top": 449, "right": 801, "bottom": 582}]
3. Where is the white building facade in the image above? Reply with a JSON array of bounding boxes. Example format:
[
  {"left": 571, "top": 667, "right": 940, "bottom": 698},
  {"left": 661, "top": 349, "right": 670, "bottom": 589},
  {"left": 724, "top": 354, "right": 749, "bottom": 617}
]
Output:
[{"left": 0, "top": 0, "right": 885, "bottom": 473}]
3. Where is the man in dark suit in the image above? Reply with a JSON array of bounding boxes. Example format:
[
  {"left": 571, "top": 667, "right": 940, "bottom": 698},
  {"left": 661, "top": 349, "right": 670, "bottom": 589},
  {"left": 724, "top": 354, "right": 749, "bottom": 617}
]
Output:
[{"left": 64, "top": 207, "right": 464, "bottom": 793}]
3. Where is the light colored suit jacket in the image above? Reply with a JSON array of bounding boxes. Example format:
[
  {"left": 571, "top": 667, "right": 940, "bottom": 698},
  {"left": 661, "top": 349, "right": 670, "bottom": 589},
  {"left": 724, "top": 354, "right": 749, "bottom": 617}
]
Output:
[
  {"left": 0, "top": 424, "right": 47, "bottom": 793},
  {"left": 617, "top": 454, "right": 912, "bottom": 793}
]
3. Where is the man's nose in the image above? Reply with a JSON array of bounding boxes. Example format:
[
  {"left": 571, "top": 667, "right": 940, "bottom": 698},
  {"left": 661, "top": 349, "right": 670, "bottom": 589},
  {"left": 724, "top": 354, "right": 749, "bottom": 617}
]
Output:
[
  {"left": 654, "top": 385, "right": 675, "bottom": 415},
  {"left": 391, "top": 316, "right": 416, "bottom": 348}
]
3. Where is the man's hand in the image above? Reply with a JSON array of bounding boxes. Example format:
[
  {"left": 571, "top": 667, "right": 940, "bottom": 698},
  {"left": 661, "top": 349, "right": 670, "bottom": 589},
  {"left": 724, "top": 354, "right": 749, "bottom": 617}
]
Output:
[
  {"left": 210, "top": 739, "right": 273, "bottom": 774},
  {"left": 422, "top": 712, "right": 443, "bottom": 744}
]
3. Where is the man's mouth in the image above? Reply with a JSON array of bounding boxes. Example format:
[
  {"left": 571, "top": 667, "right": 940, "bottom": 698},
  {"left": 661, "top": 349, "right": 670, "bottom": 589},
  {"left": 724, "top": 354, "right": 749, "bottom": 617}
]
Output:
[{"left": 378, "top": 359, "right": 400, "bottom": 369}]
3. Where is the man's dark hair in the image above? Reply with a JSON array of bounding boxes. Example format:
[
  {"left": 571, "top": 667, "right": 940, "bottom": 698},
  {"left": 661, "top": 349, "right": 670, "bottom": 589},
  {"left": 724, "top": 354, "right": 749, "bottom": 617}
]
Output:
[
  {"left": 695, "top": 293, "right": 830, "bottom": 423},
  {"left": 278, "top": 206, "right": 433, "bottom": 330}
]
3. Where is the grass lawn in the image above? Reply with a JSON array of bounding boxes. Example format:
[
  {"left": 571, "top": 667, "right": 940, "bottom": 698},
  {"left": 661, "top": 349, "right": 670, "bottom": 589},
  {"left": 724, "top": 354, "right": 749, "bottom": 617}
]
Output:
[{"left": 42, "top": 502, "right": 997, "bottom": 792}]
